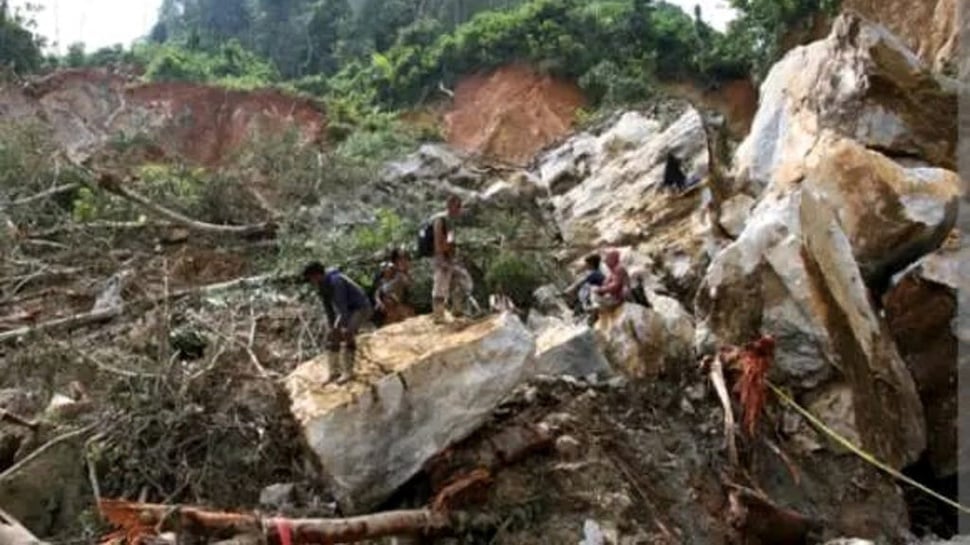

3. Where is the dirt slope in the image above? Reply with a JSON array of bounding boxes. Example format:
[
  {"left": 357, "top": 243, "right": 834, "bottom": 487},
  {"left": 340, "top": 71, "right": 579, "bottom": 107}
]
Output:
[
  {"left": 1, "top": 68, "right": 326, "bottom": 166},
  {"left": 444, "top": 64, "right": 587, "bottom": 166}
]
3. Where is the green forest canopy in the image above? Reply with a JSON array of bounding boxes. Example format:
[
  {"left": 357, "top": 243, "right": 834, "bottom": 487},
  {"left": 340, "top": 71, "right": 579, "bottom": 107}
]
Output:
[{"left": 0, "top": 0, "right": 839, "bottom": 121}]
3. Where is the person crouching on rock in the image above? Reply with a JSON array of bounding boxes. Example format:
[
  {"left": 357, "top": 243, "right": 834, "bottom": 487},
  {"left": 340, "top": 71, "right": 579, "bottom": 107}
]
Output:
[
  {"left": 589, "top": 249, "right": 630, "bottom": 323},
  {"left": 302, "top": 261, "right": 373, "bottom": 384},
  {"left": 563, "top": 253, "right": 606, "bottom": 315}
]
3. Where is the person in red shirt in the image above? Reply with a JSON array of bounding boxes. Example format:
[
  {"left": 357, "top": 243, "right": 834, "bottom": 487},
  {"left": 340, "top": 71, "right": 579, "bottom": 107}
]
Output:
[{"left": 590, "top": 249, "right": 630, "bottom": 319}]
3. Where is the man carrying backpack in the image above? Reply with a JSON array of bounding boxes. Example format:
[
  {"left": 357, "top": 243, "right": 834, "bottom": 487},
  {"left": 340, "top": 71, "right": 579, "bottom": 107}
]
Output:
[{"left": 417, "top": 195, "right": 474, "bottom": 324}]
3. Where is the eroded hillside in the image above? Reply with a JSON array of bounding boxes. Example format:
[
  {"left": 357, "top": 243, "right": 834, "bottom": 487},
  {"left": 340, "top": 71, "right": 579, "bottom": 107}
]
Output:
[
  {"left": 2, "top": 68, "right": 326, "bottom": 166},
  {"left": 0, "top": 2, "right": 967, "bottom": 545}
]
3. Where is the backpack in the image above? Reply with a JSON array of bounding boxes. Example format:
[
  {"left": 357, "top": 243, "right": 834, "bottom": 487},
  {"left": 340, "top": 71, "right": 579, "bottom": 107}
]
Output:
[{"left": 416, "top": 214, "right": 446, "bottom": 258}]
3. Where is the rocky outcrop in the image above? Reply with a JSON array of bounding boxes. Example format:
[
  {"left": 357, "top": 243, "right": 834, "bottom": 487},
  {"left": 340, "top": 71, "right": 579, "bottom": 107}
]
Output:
[
  {"left": 0, "top": 68, "right": 326, "bottom": 166},
  {"left": 802, "top": 135, "right": 960, "bottom": 289},
  {"left": 285, "top": 313, "right": 535, "bottom": 514},
  {"left": 695, "top": 187, "right": 926, "bottom": 469},
  {"left": 537, "top": 107, "right": 718, "bottom": 298},
  {"left": 733, "top": 13, "right": 958, "bottom": 195},
  {"left": 533, "top": 320, "right": 613, "bottom": 379},
  {"left": 884, "top": 237, "right": 963, "bottom": 477},
  {"left": 843, "top": 0, "right": 959, "bottom": 74}
]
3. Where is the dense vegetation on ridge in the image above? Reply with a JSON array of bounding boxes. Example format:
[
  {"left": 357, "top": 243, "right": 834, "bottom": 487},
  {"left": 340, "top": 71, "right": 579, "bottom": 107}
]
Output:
[{"left": 1, "top": 0, "right": 838, "bottom": 118}]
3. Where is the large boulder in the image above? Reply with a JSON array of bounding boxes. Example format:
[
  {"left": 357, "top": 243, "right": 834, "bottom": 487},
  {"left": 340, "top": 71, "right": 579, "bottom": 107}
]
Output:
[
  {"left": 734, "top": 13, "right": 958, "bottom": 195},
  {"left": 284, "top": 313, "right": 535, "bottom": 514},
  {"left": 533, "top": 320, "right": 613, "bottom": 379},
  {"left": 695, "top": 188, "right": 926, "bottom": 469},
  {"left": 803, "top": 135, "right": 960, "bottom": 288},
  {"left": 843, "top": 0, "right": 959, "bottom": 74},
  {"left": 594, "top": 301, "right": 695, "bottom": 379},
  {"left": 883, "top": 237, "right": 963, "bottom": 477}
]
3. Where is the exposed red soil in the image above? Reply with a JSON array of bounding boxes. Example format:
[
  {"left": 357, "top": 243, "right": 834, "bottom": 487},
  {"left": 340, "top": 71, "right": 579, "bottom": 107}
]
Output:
[
  {"left": 126, "top": 82, "right": 326, "bottom": 166},
  {"left": 14, "top": 68, "right": 327, "bottom": 167},
  {"left": 444, "top": 64, "right": 587, "bottom": 165}
]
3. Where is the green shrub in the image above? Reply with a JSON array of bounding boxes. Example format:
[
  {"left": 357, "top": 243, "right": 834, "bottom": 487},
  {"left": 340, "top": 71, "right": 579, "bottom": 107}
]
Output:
[{"left": 484, "top": 253, "right": 543, "bottom": 309}]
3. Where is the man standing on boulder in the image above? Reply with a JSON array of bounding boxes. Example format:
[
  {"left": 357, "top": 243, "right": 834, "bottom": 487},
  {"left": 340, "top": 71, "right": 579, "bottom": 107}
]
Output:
[
  {"left": 302, "top": 261, "right": 373, "bottom": 384},
  {"left": 423, "top": 195, "right": 474, "bottom": 324}
]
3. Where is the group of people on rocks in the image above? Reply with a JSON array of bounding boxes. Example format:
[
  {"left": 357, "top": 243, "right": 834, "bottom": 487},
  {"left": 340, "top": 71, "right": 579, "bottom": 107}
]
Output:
[
  {"left": 300, "top": 195, "right": 474, "bottom": 383},
  {"left": 301, "top": 194, "right": 647, "bottom": 383}
]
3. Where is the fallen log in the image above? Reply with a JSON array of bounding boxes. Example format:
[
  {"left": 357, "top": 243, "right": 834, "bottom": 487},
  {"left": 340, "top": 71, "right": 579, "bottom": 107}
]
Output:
[
  {"left": 95, "top": 172, "right": 276, "bottom": 239},
  {"left": 5, "top": 183, "right": 81, "bottom": 208},
  {"left": 98, "top": 500, "right": 495, "bottom": 544},
  {"left": 725, "top": 483, "right": 819, "bottom": 545},
  {"left": 0, "top": 306, "right": 120, "bottom": 345}
]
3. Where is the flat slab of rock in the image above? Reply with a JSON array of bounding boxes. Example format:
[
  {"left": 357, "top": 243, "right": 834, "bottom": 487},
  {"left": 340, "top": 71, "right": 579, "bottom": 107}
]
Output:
[{"left": 285, "top": 312, "right": 535, "bottom": 514}]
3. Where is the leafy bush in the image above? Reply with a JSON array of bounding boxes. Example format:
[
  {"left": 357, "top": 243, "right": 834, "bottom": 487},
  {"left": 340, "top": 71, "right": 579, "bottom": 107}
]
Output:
[
  {"left": 142, "top": 40, "right": 279, "bottom": 88},
  {"left": 484, "top": 253, "right": 544, "bottom": 309}
]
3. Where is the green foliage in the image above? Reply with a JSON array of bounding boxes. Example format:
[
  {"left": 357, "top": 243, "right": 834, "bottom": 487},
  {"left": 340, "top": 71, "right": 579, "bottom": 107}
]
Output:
[
  {"left": 0, "top": 120, "right": 84, "bottom": 228},
  {"left": 726, "top": 0, "right": 841, "bottom": 76},
  {"left": 484, "top": 252, "right": 543, "bottom": 309},
  {"left": 0, "top": 2, "right": 44, "bottom": 74},
  {"left": 335, "top": 118, "right": 420, "bottom": 165},
  {"left": 142, "top": 40, "right": 279, "bottom": 88},
  {"left": 344, "top": 0, "right": 754, "bottom": 109},
  {"left": 351, "top": 208, "right": 412, "bottom": 258}
]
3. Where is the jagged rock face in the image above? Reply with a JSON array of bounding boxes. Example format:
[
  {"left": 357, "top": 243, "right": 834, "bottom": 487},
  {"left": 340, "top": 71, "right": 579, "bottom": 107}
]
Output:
[
  {"left": 733, "top": 13, "right": 958, "bottom": 195},
  {"left": 285, "top": 313, "right": 535, "bottom": 514},
  {"left": 695, "top": 188, "right": 926, "bottom": 469},
  {"left": 537, "top": 108, "right": 717, "bottom": 298},
  {"left": 0, "top": 68, "right": 326, "bottom": 166},
  {"left": 843, "top": 0, "right": 959, "bottom": 74},
  {"left": 884, "top": 239, "right": 963, "bottom": 477},
  {"left": 803, "top": 135, "right": 960, "bottom": 289},
  {"left": 547, "top": 108, "right": 708, "bottom": 249}
]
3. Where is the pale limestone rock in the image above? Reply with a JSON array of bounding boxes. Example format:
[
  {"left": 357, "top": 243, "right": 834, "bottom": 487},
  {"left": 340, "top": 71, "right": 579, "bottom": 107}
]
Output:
[
  {"left": 533, "top": 320, "right": 613, "bottom": 379},
  {"left": 718, "top": 194, "right": 756, "bottom": 238},
  {"left": 734, "top": 13, "right": 957, "bottom": 196},
  {"left": 594, "top": 302, "right": 694, "bottom": 378},
  {"left": 285, "top": 312, "right": 535, "bottom": 514},
  {"left": 543, "top": 108, "right": 714, "bottom": 296},
  {"left": 694, "top": 188, "right": 926, "bottom": 468},
  {"left": 843, "top": 0, "right": 958, "bottom": 74},
  {"left": 803, "top": 136, "right": 960, "bottom": 286},
  {"left": 595, "top": 111, "right": 661, "bottom": 158}
]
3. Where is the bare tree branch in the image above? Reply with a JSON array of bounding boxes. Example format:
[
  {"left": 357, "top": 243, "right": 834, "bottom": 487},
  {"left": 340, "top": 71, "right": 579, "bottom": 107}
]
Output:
[
  {"left": 4, "top": 183, "right": 81, "bottom": 208},
  {"left": 0, "top": 307, "right": 121, "bottom": 345},
  {"left": 94, "top": 172, "right": 276, "bottom": 238}
]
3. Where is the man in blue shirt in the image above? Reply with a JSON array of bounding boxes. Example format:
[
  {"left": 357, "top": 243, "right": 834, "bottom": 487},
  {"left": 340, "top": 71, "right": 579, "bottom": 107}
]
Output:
[
  {"left": 563, "top": 253, "right": 606, "bottom": 314},
  {"left": 303, "top": 261, "right": 373, "bottom": 384}
]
